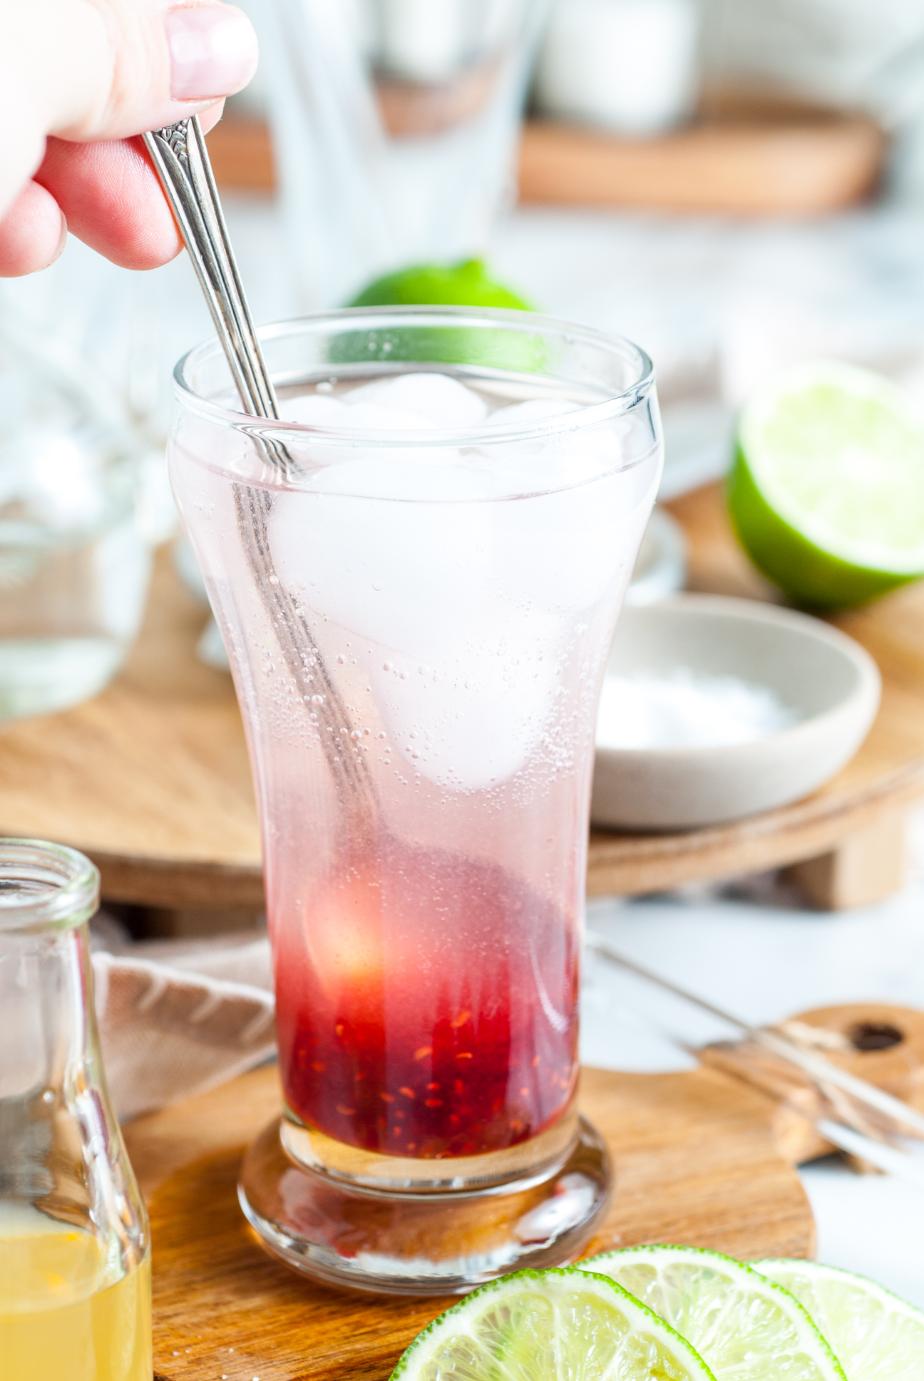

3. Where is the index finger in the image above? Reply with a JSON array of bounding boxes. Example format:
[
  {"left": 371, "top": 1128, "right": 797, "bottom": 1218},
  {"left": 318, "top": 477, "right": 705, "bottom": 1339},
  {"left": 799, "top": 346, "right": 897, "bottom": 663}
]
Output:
[{"left": 34, "top": 104, "right": 225, "bottom": 270}]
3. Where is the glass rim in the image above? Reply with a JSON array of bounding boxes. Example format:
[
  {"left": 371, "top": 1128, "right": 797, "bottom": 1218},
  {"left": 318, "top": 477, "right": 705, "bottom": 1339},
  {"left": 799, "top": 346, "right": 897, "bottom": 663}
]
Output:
[
  {"left": 172, "top": 307, "right": 655, "bottom": 448},
  {"left": 0, "top": 838, "right": 99, "bottom": 934}
]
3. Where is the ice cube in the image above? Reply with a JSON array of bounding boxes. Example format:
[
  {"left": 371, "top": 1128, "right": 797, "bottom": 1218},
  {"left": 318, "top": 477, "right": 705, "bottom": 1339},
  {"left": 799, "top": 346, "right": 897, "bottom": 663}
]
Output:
[
  {"left": 464, "top": 396, "right": 661, "bottom": 607},
  {"left": 280, "top": 394, "right": 351, "bottom": 428},
  {"left": 270, "top": 450, "right": 570, "bottom": 788},
  {"left": 477, "top": 404, "right": 619, "bottom": 491},
  {"left": 373, "top": 608, "right": 562, "bottom": 791},
  {"left": 279, "top": 392, "right": 447, "bottom": 468},
  {"left": 483, "top": 463, "right": 659, "bottom": 611},
  {"left": 344, "top": 373, "right": 488, "bottom": 427},
  {"left": 269, "top": 456, "right": 496, "bottom": 656},
  {"left": 485, "top": 398, "right": 581, "bottom": 430},
  {"left": 282, "top": 392, "right": 428, "bottom": 435},
  {"left": 307, "top": 455, "right": 481, "bottom": 503},
  {"left": 335, "top": 401, "right": 445, "bottom": 436}
]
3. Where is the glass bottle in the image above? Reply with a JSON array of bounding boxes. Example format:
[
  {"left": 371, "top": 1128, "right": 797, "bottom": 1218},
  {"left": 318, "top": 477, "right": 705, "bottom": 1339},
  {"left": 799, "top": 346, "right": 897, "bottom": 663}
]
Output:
[
  {"left": 0, "top": 321, "right": 154, "bottom": 723},
  {"left": 0, "top": 839, "right": 151, "bottom": 1380}
]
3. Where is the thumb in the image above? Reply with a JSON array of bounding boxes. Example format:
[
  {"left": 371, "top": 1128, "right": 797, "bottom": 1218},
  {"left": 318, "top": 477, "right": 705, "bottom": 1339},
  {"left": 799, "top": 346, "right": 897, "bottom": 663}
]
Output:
[{"left": 45, "top": 0, "right": 258, "bottom": 142}]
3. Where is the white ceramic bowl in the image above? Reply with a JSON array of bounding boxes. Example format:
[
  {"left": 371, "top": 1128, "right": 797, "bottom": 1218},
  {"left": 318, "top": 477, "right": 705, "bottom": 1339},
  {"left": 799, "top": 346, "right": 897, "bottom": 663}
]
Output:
[{"left": 592, "top": 594, "right": 881, "bottom": 831}]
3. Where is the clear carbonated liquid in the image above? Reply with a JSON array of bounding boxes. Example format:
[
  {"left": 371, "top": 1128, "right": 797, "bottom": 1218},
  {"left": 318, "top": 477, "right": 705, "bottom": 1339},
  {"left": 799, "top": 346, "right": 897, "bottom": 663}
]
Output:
[{"left": 0, "top": 493, "right": 148, "bottom": 721}]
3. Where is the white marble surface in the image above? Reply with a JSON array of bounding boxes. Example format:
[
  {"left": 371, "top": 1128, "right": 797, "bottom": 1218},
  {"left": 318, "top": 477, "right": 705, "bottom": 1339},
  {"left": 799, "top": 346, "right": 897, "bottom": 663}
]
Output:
[
  {"left": 581, "top": 842, "right": 924, "bottom": 1307},
  {"left": 5, "top": 196, "right": 924, "bottom": 1308}
]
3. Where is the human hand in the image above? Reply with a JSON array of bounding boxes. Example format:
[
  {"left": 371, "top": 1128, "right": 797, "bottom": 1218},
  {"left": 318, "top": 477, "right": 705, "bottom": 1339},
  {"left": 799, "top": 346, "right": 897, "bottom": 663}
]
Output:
[{"left": 0, "top": 0, "right": 259, "bottom": 276}]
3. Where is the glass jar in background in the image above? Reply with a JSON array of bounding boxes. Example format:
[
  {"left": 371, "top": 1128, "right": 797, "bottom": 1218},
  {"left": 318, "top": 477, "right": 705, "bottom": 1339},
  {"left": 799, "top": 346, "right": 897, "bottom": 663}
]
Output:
[
  {"left": 254, "top": 0, "right": 552, "bottom": 307},
  {"left": 534, "top": 0, "right": 703, "bottom": 136},
  {"left": 0, "top": 839, "right": 152, "bottom": 1380},
  {"left": 0, "top": 323, "right": 153, "bottom": 721}
]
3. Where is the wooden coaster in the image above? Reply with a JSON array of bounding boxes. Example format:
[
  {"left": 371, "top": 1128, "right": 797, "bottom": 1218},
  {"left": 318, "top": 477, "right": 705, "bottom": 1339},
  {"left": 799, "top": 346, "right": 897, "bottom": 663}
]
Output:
[
  {"left": 128, "top": 999, "right": 924, "bottom": 1379},
  {"left": 132, "top": 1065, "right": 811, "bottom": 1381}
]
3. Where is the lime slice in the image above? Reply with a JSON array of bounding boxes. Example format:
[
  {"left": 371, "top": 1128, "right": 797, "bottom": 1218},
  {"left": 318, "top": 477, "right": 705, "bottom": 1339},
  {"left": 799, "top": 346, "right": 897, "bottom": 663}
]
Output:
[
  {"left": 389, "top": 1267, "right": 717, "bottom": 1380},
  {"left": 577, "top": 1245, "right": 845, "bottom": 1381},
  {"left": 728, "top": 360, "right": 924, "bottom": 608},
  {"left": 347, "top": 258, "right": 533, "bottom": 311},
  {"left": 757, "top": 1259, "right": 924, "bottom": 1380}
]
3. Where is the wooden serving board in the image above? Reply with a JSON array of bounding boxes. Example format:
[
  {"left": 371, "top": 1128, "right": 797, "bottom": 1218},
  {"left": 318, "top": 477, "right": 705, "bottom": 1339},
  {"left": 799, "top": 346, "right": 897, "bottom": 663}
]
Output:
[
  {"left": 208, "top": 96, "right": 885, "bottom": 217},
  {"left": 126, "top": 1000, "right": 924, "bottom": 1381},
  {"left": 0, "top": 484, "right": 922, "bottom": 916}
]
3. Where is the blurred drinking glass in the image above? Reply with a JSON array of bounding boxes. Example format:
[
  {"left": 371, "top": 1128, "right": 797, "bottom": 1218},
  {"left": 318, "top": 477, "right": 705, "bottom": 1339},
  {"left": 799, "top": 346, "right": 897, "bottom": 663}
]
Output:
[
  {"left": 256, "top": 0, "right": 551, "bottom": 306},
  {"left": 535, "top": 0, "right": 702, "bottom": 136},
  {"left": 0, "top": 324, "right": 153, "bottom": 722}
]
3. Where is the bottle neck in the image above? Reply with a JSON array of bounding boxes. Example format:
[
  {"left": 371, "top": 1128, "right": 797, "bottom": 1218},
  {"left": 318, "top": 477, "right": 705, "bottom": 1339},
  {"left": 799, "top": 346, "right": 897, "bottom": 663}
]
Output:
[
  {"left": 0, "top": 839, "right": 106, "bottom": 1209},
  {"left": 0, "top": 921, "right": 107, "bottom": 1216},
  {"left": 1, "top": 921, "right": 99, "bottom": 1103},
  {"left": 0, "top": 838, "right": 148, "bottom": 1305}
]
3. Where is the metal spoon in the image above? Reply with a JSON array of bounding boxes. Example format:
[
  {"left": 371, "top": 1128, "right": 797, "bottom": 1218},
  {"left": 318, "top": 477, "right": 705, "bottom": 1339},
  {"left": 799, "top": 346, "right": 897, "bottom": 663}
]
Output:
[
  {"left": 143, "top": 117, "right": 280, "bottom": 433},
  {"left": 143, "top": 116, "right": 377, "bottom": 822},
  {"left": 587, "top": 935, "right": 924, "bottom": 1189}
]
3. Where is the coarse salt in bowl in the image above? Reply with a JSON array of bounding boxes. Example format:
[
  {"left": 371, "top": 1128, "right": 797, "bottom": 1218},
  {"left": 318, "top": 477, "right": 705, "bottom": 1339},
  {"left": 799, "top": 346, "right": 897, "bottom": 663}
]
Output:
[{"left": 592, "top": 594, "right": 881, "bottom": 830}]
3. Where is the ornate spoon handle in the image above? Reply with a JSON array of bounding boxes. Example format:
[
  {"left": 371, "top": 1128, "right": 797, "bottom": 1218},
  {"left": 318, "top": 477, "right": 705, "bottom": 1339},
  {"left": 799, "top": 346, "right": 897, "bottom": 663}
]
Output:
[
  {"left": 143, "top": 116, "right": 378, "bottom": 822},
  {"left": 142, "top": 116, "right": 280, "bottom": 431}
]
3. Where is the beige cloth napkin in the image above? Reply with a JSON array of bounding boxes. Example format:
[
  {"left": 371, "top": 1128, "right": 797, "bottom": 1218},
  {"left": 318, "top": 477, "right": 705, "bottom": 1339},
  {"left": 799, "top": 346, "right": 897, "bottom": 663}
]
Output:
[{"left": 92, "top": 932, "right": 276, "bottom": 1122}]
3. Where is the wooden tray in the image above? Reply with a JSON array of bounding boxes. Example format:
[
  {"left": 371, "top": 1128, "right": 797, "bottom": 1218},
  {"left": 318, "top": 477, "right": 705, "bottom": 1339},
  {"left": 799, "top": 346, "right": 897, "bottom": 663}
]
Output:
[
  {"left": 0, "top": 484, "right": 921, "bottom": 915},
  {"left": 126, "top": 1000, "right": 924, "bottom": 1380},
  {"left": 208, "top": 97, "right": 885, "bottom": 216}
]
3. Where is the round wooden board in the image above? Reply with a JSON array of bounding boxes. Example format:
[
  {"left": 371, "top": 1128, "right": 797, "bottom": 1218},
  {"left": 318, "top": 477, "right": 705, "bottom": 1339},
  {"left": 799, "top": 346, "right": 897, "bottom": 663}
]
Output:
[
  {"left": 127, "top": 1061, "right": 814, "bottom": 1381},
  {"left": 0, "top": 484, "right": 921, "bottom": 910}
]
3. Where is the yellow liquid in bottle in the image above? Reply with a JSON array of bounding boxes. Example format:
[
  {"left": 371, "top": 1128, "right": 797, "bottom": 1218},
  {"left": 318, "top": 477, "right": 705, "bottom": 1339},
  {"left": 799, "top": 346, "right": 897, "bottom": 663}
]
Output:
[{"left": 0, "top": 1217, "right": 152, "bottom": 1381}]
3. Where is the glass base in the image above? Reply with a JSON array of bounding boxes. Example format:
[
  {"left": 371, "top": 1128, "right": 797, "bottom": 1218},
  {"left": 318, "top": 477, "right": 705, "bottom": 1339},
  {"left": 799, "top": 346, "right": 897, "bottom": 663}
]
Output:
[{"left": 238, "top": 1115, "right": 611, "bottom": 1296}]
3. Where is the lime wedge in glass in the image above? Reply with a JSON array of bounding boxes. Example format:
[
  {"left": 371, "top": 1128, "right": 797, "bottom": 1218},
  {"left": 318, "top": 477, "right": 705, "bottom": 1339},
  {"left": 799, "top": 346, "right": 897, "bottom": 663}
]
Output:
[
  {"left": 757, "top": 1259, "right": 924, "bottom": 1380},
  {"left": 577, "top": 1245, "right": 845, "bottom": 1381},
  {"left": 389, "top": 1267, "right": 717, "bottom": 1380},
  {"left": 728, "top": 360, "right": 924, "bottom": 607}
]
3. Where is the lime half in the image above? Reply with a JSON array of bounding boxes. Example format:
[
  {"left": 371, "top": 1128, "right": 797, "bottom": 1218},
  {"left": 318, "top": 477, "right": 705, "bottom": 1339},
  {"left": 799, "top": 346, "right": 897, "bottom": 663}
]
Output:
[
  {"left": 389, "top": 1267, "right": 716, "bottom": 1380},
  {"left": 578, "top": 1245, "right": 845, "bottom": 1381},
  {"left": 757, "top": 1259, "right": 924, "bottom": 1381},
  {"left": 728, "top": 360, "right": 924, "bottom": 607}
]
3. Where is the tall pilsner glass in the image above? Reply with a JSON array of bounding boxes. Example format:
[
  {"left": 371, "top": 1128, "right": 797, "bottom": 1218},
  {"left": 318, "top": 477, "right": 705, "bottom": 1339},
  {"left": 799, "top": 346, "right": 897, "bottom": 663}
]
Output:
[
  {"left": 256, "top": 0, "right": 551, "bottom": 306},
  {"left": 169, "top": 310, "right": 662, "bottom": 1294}
]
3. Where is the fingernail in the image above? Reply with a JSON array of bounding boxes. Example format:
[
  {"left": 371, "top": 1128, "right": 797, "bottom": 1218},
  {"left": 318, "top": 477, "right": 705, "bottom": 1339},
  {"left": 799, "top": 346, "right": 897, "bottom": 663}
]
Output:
[{"left": 166, "top": 4, "right": 258, "bottom": 101}]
